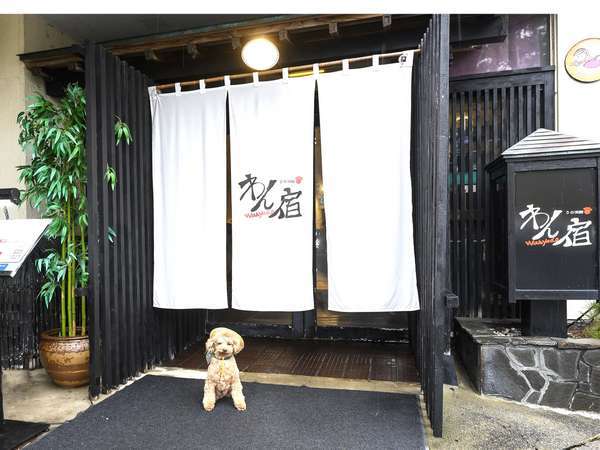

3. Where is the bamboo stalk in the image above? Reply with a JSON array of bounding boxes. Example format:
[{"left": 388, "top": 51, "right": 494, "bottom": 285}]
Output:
[
  {"left": 80, "top": 225, "right": 87, "bottom": 337},
  {"left": 70, "top": 209, "right": 76, "bottom": 336},
  {"left": 60, "top": 237, "right": 66, "bottom": 337},
  {"left": 63, "top": 200, "right": 73, "bottom": 336}
]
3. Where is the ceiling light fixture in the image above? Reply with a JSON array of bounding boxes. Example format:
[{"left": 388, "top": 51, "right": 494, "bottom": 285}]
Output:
[{"left": 241, "top": 38, "right": 280, "bottom": 71}]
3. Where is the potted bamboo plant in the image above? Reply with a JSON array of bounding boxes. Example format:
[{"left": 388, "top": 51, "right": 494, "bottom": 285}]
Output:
[{"left": 17, "top": 83, "right": 131, "bottom": 387}]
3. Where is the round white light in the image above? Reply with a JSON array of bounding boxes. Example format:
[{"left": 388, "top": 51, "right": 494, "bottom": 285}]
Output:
[{"left": 241, "top": 38, "right": 279, "bottom": 71}]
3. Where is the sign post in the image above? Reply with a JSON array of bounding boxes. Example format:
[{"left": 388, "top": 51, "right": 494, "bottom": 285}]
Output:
[
  {"left": 487, "top": 129, "right": 600, "bottom": 337},
  {"left": 0, "top": 189, "right": 50, "bottom": 448}
]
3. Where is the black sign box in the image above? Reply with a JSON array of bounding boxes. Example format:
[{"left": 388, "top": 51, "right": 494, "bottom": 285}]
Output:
[
  {"left": 488, "top": 153, "right": 600, "bottom": 303},
  {"left": 514, "top": 167, "right": 597, "bottom": 292}
]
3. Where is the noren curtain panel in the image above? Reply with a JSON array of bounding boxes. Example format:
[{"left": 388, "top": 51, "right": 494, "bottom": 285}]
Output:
[
  {"left": 228, "top": 77, "right": 316, "bottom": 312},
  {"left": 317, "top": 55, "right": 420, "bottom": 312},
  {"left": 149, "top": 87, "right": 228, "bottom": 309}
]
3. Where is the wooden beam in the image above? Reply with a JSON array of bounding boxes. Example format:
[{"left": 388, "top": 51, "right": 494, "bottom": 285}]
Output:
[
  {"left": 23, "top": 54, "right": 83, "bottom": 69},
  {"left": 154, "top": 49, "right": 416, "bottom": 91},
  {"left": 134, "top": 28, "right": 424, "bottom": 83},
  {"left": 107, "top": 14, "right": 382, "bottom": 56}
]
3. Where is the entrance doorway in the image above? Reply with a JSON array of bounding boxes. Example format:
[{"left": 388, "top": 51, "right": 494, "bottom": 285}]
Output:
[
  {"left": 81, "top": 14, "right": 450, "bottom": 436},
  {"left": 206, "top": 125, "right": 409, "bottom": 342}
]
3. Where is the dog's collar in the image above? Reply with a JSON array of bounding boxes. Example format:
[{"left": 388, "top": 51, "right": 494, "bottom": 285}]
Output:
[{"left": 206, "top": 351, "right": 233, "bottom": 364}]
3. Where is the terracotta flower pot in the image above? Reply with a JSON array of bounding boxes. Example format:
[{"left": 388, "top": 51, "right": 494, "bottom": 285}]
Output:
[{"left": 39, "top": 329, "right": 89, "bottom": 387}]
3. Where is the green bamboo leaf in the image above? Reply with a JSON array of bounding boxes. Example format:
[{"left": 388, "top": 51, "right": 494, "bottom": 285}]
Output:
[
  {"left": 64, "top": 130, "right": 77, "bottom": 144},
  {"left": 107, "top": 226, "right": 117, "bottom": 243},
  {"left": 105, "top": 165, "right": 116, "bottom": 190},
  {"left": 34, "top": 166, "right": 47, "bottom": 177}
]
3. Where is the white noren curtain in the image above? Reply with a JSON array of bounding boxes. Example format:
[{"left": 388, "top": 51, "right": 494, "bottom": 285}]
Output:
[
  {"left": 317, "top": 54, "right": 420, "bottom": 312},
  {"left": 150, "top": 87, "right": 228, "bottom": 309},
  {"left": 228, "top": 77, "right": 315, "bottom": 311}
]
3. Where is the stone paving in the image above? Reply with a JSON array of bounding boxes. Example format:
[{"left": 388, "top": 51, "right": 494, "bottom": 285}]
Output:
[{"left": 430, "top": 364, "right": 600, "bottom": 449}]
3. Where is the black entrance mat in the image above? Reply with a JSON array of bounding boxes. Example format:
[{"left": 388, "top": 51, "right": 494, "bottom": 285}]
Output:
[
  {"left": 31, "top": 375, "right": 426, "bottom": 449},
  {"left": 0, "top": 420, "right": 48, "bottom": 450}
]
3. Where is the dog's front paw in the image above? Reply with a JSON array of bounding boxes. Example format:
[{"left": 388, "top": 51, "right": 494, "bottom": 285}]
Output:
[
  {"left": 203, "top": 400, "right": 215, "bottom": 412},
  {"left": 234, "top": 399, "right": 246, "bottom": 411}
]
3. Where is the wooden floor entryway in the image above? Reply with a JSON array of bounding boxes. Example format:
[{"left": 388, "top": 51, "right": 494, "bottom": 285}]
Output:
[{"left": 166, "top": 338, "right": 418, "bottom": 383}]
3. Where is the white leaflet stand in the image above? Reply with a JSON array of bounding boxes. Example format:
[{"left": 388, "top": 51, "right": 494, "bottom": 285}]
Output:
[{"left": 0, "top": 219, "right": 51, "bottom": 277}]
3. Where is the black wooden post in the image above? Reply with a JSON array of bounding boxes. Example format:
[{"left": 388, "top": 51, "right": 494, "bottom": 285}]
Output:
[
  {"left": 411, "top": 14, "right": 451, "bottom": 438},
  {"left": 521, "top": 300, "right": 567, "bottom": 337},
  {"left": 85, "top": 42, "right": 103, "bottom": 398}
]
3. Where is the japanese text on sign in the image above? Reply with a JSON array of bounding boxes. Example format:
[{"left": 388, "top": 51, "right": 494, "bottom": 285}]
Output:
[{"left": 519, "top": 203, "right": 593, "bottom": 248}]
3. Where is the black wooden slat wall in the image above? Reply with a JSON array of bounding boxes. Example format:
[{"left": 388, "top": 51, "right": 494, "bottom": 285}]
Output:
[
  {"left": 85, "top": 43, "right": 205, "bottom": 396},
  {"left": 0, "top": 241, "right": 60, "bottom": 369},
  {"left": 410, "top": 14, "right": 450, "bottom": 438},
  {"left": 448, "top": 67, "right": 555, "bottom": 319}
]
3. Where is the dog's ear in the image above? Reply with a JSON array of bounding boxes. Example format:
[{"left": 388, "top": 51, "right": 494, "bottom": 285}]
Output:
[
  {"left": 205, "top": 336, "right": 216, "bottom": 354},
  {"left": 231, "top": 334, "right": 244, "bottom": 355}
]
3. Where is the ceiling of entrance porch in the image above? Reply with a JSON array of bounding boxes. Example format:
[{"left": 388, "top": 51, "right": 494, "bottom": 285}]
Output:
[{"left": 40, "top": 14, "right": 275, "bottom": 43}]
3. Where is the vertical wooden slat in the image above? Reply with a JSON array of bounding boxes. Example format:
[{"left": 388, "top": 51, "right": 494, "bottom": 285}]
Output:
[
  {"left": 518, "top": 85, "right": 525, "bottom": 140},
  {"left": 434, "top": 14, "right": 450, "bottom": 436},
  {"left": 134, "top": 70, "right": 145, "bottom": 373},
  {"left": 482, "top": 88, "right": 491, "bottom": 318},
  {"left": 125, "top": 66, "right": 137, "bottom": 377},
  {"left": 85, "top": 44, "right": 102, "bottom": 396},
  {"left": 114, "top": 55, "right": 127, "bottom": 383},
  {"left": 510, "top": 85, "right": 517, "bottom": 145},
  {"left": 106, "top": 51, "right": 121, "bottom": 387},
  {"left": 526, "top": 85, "right": 533, "bottom": 135},
  {"left": 474, "top": 89, "right": 483, "bottom": 317},
  {"left": 452, "top": 93, "right": 461, "bottom": 315},
  {"left": 461, "top": 91, "right": 469, "bottom": 315},
  {"left": 497, "top": 87, "right": 506, "bottom": 319},
  {"left": 544, "top": 72, "right": 555, "bottom": 129},
  {"left": 449, "top": 93, "right": 456, "bottom": 296},
  {"left": 98, "top": 47, "right": 114, "bottom": 391},
  {"left": 501, "top": 87, "right": 507, "bottom": 157},
  {"left": 143, "top": 76, "right": 155, "bottom": 367},
  {"left": 535, "top": 84, "right": 542, "bottom": 130},
  {"left": 120, "top": 62, "right": 132, "bottom": 379},
  {"left": 465, "top": 91, "right": 472, "bottom": 316},
  {"left": 137, "top": 75, "right": 149, "bottom": 371},
  {"left": 457, "top": 91, "right": 464, "bottom": 315}
]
